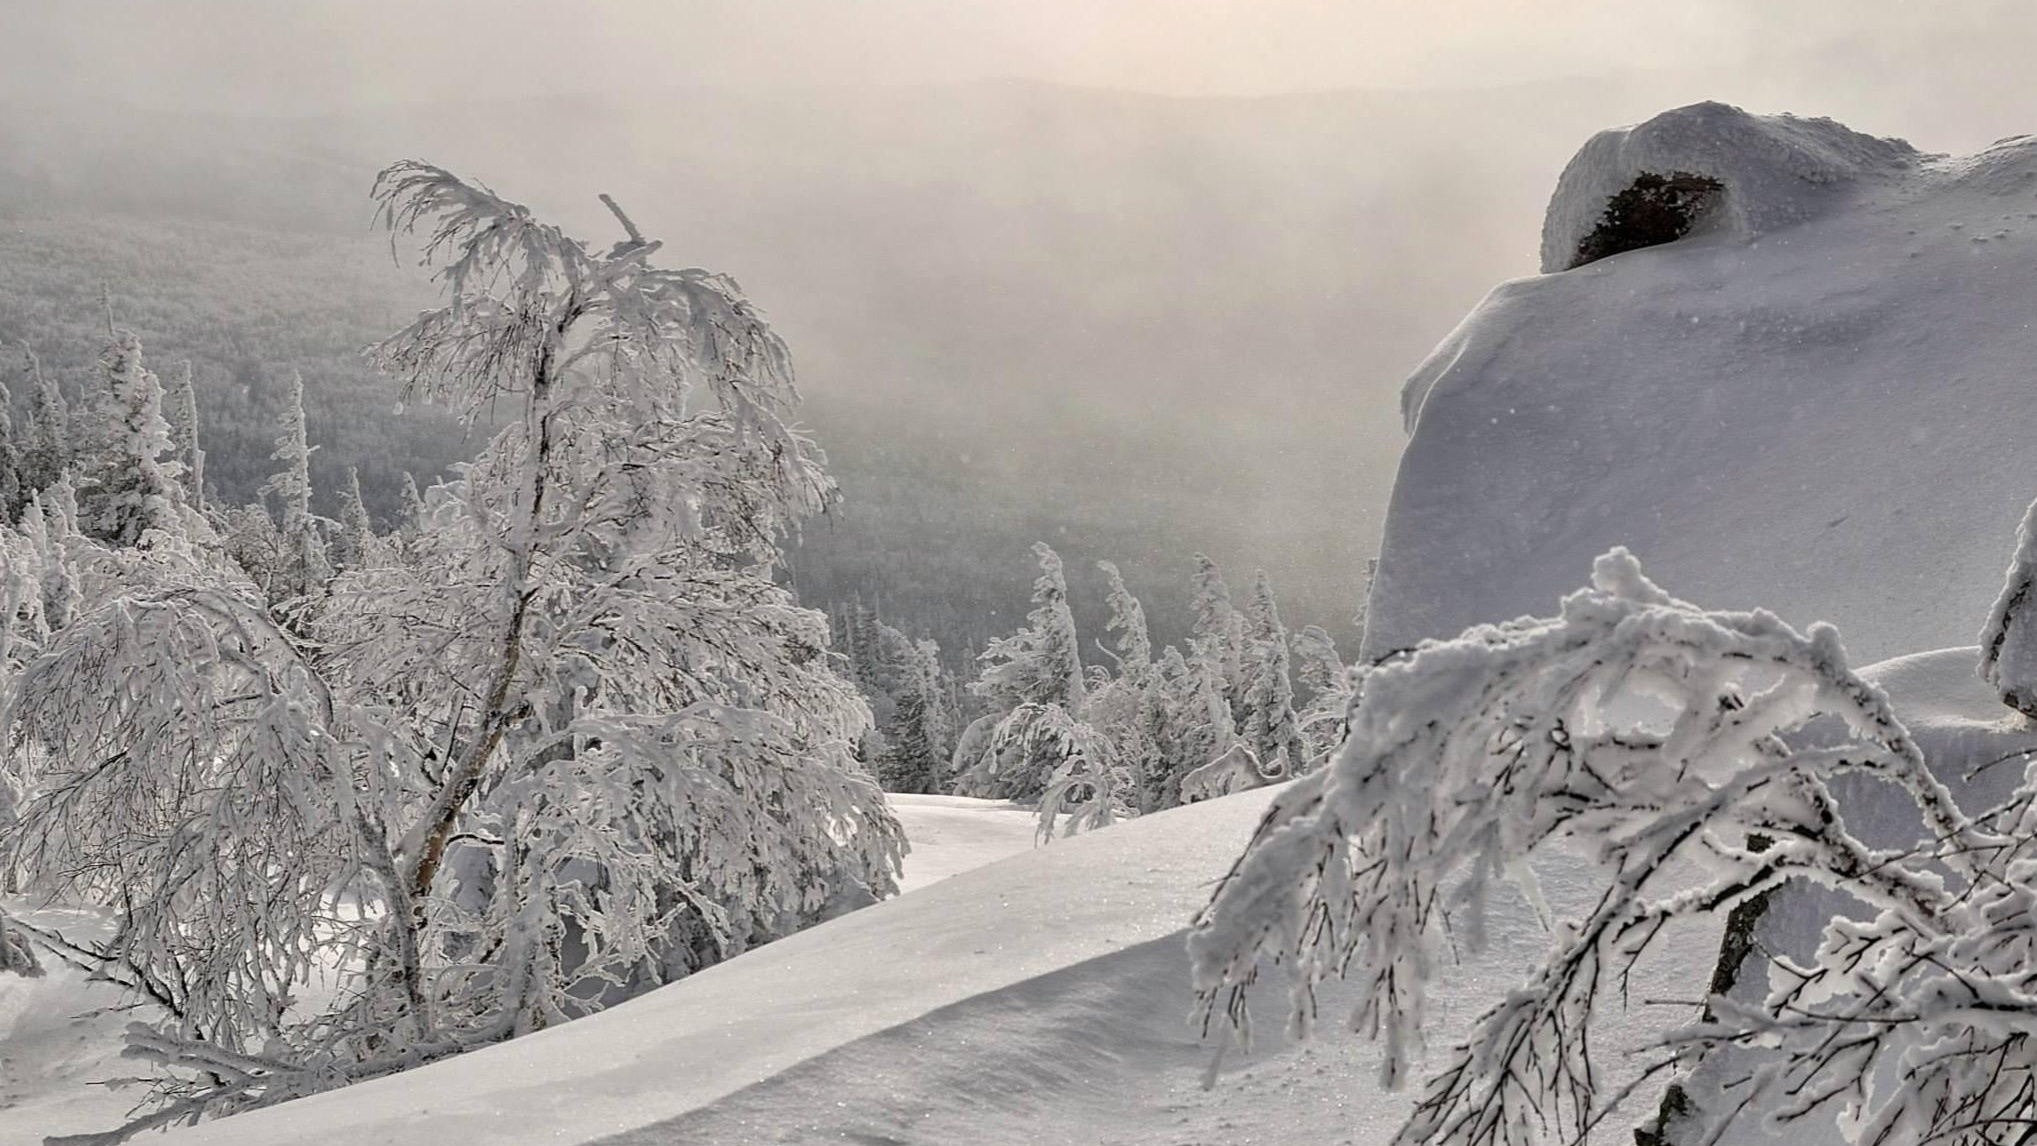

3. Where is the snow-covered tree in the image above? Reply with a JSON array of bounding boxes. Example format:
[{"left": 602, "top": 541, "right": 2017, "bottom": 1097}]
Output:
[
  {"left": 1980, "top": 493, "right": 2037, "bottom": 718},
  {"left": 76, "top": 329, "right": 184, "bottom": 546},
  {"left": 1098, "top": 559, "right": 1152, "bottom": 672},
  {"left": 1089, "top": 559, "right": 1170, "bottom": 810},
  {"left": 881, "top": 638, "right": 952, "bottom": 794},
  {"left": 978, "top": 543, "right": 1085, "bottom": 714},
  {"left": 1028, "top": 703, "right": 1133, "bottom": 838},
  {"left": 1238, "top": 569, "right": 1301, "bottom": 775},
  {"left": 1291, "top": 623, "right": 1356, "bottom": 767},
  {"left": 2, "top": 162, "right": 906, "bottom": 1137},
  {"left": 0, "top": 357, "right": 21, "bottom": 523},
  {"left": 323, "top": 161, "right": 903, "bottom": 1044},
  {"left": 334, "top": 466, "right": 374, "bottom": 570},
  {"left": 1190, "top": 553, "right": 1249, "bottom": 711},
  {"left": 955, "top": 542, "right": 1089, "bottom": 798},
  {"left": 258, "top": 372, "right": 330, "bottom": 600},
  {"left": 17, "top": 345, "right": 68, "bottom": 499},
  {"left": 1189, "top": 549, "right": 2013, "bottom": 1146},
  {"left": 165, "top": 359, "right": 205, "bottom": 511},
  {"left": 398, "top": 471, "right": 427, "bottom": 533}
]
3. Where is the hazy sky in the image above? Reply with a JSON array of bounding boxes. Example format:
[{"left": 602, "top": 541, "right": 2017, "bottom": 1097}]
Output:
[{"left": 2, "top": 0, "right": 2029, "bottom": 117}]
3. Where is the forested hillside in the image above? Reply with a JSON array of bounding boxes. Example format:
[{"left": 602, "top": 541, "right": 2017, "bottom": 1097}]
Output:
[{"left": 0, "top": 80, "right": 1625, "bottom": 656}]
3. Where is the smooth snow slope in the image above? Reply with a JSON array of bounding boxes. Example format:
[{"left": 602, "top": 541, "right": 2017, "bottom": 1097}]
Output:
[
  {"left": 0, "top": 797, "right": 1036, "bottom": 1146},
  {"left": 1368, "top": 102, "right": 2037, "bottom": 664},
  {"left": 156, "top": 784, "right": 1720, "bottom": 1146},
  {"left": 158, "top": 790, "right": 1287, "bottom": 1145}
]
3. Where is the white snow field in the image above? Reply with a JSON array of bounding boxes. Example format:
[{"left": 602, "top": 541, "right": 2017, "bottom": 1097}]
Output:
[
  {"left": 1367, "top": 101, "right": 2037, "bottom": 665},
  {"left": 146, "top": 781, "right": 1717, "bottom": 1146},
  {"left": 0, "top": 909, "right": 148, "bottom": 1146},
  {"left": 0, "top": 797, "right": 1035, "bottom": 1146}
]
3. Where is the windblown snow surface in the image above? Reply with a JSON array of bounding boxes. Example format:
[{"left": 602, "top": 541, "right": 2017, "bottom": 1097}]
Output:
[{"left": 1368, "top": 101, "right": 2037, "bottom": 665}]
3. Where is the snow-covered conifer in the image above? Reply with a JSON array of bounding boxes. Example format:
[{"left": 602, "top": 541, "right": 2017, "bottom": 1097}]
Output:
[
  {"left": 955, "top": 543, "right": 1088, "bottom": 797},
  {"left": 1098, "top": 559, "right": 1152, "bottom": 671},
  {"left": 0, "top": 360, "right": 21, "bottom": 523},
  {"left": 77, "top": 329, "right": 184, "bottom": 546},
  {"left": 17, "top": 346, "right": 68, "bottom": 498},
  {"left": 335, "top": 465, "right": 374, "bottom": 569},
  {"left": 1980, "top": 493, "right": 2037, "bottom": 717},
  {"left": 1239, "top": 570, "right": 1301, "bottom": 774},
  {"left": 1291, "top": 623, "right": 1355, "bottom": 767},
  {"left": 882, "top": 639, "right": 952, "bottom": 793},
  {"left": 259, "top": 372, "right": 330, "bottom": 598},
  {"left": 1028, "top": 704, "right": 1133, "bottom": 838},
  {"left": 165, "top": 359, "right": 205, "bottom": 510},
  {"left": 398, "top": 471, "right": 427, "bottom": 534},
  {"left": 974, "top": 543, "right": 1084, "bottom": 713},
  {"left": 1190, "top": 553, "right": 1248, "bottom": 710}
]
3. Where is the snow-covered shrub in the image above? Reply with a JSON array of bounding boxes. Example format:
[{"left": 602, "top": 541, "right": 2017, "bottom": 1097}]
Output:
[
  {"left": 1189, "top": 549, "right": 2018, "bottom": 1146},
  {"left": 1569, "top": 171, "right": 1723, "bottom": 268}
]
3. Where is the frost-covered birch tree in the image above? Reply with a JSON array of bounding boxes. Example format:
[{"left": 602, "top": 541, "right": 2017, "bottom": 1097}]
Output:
[
  {"left": 0, "top": 162, "right": 904, "bottom": 1140},
  {"left": 1189, "top": 548, "right": 2037, "bottom": 1146},
  {"left": 320, "top": 159, "right": 904, "bottom": 1041}
]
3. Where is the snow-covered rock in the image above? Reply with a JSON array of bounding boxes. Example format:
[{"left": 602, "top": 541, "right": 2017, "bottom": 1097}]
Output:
[
  {"left": 1371, "top": 103, "right": 2037, "bottom": 665},
  {"left": 1538, "top": 101, "right": 1920, "bottom": 275}
]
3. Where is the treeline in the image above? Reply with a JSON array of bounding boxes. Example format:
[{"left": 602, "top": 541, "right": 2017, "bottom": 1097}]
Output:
[
  {"left": 835, "top": 542, "right": 1363, "bottom": 832},
  {"left": 0, "top": 207, "right": 466, "bottom": 527}
]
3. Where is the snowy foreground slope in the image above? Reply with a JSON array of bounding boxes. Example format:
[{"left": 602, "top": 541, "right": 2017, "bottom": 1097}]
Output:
[
  {"left": 147, "top": 782, "right": 1722, "bottom": 1146},
  {"left": 0, "top": 797, "right": 1033, "bottom": 1146},
  {"left": 21, "top": 655, "right": 2013, "bottom": 1146},
  {"left": 1366, "top": 101, "right": 2037, "bottom": 663}
]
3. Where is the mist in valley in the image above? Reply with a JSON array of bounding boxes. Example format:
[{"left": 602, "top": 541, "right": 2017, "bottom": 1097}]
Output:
[{"left": 0, "top": 0, "right": 2029, "bottom": 654}]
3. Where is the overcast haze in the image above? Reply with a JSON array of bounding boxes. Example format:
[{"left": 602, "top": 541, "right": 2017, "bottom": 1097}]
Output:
[
  {"left": 2, "top": 1, "right": 2034, "bottom": 136},
  {"left": 2, "top": 0, "right": 2033, "bottom": 645}
]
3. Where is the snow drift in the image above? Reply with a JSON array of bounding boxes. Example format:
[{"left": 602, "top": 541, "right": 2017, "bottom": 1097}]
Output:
[{"left": 1371, "top": 102, "right": 2037, "bottom": 665}]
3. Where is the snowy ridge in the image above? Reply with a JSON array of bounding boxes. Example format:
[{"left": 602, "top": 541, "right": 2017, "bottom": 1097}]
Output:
[{"left": 1373, "top": 104, "right": 2037, "bottom": 664}]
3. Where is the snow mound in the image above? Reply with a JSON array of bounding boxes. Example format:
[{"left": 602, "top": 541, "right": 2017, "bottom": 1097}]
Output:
[
  {"left": 1372, "top": 106, "right": 2037, "bottom": 664},
  {"left": 1540, "top": 101, "right": 1922, "bottom": 274}
]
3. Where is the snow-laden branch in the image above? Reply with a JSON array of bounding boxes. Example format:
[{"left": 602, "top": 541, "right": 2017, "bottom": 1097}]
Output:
[{"left": 1188, "top": 549, "right": 1986, "bottom": 1146}]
